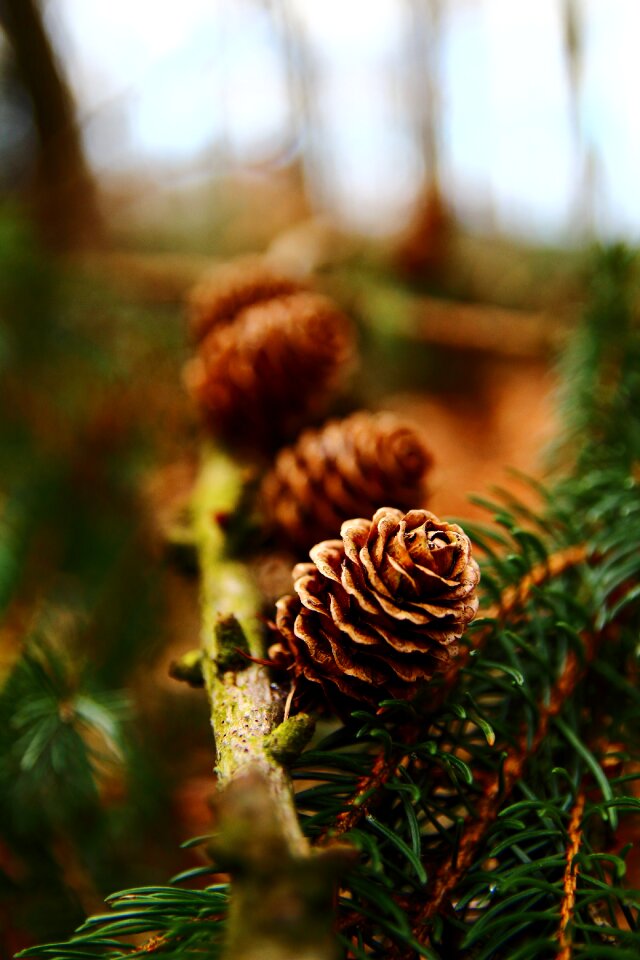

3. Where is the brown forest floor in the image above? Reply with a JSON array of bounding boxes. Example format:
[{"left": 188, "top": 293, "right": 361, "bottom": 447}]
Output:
[{"left": 390, "top": 354, "right": 557, "bottom": 520}]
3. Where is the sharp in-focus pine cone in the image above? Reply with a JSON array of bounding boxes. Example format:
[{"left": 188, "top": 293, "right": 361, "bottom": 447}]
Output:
[
  {"left": 187, "top": 255, "right": 304, "bottom": 343},
  {"left": 184, "top": 292, "right": 355, "bottom": 451},
  {"left": 260, "top": 412, "right": 433, "bottom": 553},
  {"left": 273, "top": 507, "right": 479, "bottom": 705}
]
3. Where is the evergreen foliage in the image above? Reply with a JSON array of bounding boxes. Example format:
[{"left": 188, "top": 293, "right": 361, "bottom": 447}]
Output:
[
  {"left": 0, "top": 212, "right": 193, "bottom": 947},
  {"left": 12, "top": 246, "right": 640, "bottom": 958}
]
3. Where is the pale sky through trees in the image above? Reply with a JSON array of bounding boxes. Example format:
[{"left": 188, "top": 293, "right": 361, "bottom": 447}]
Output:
[{"left": 48, "top": 0, "right": 640, "bottom": 240}]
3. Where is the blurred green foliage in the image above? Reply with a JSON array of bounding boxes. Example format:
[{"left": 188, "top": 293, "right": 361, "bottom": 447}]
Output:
[{"left": 0, "top": 208, "right": 211, "bottom": 953}]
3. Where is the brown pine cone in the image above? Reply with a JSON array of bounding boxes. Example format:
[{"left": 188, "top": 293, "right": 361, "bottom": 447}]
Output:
[
  {"left": 273, "top": 507, "right": 479, "bottom": 706},
  {"left": 187, "top": 256, "right": 304, "bottom": 343},
  {"left": 184, "top": 291, "right": 355, "bottom": 451},
  {"left": 260, "top": 412, "right": 433, "bottom": 553}
]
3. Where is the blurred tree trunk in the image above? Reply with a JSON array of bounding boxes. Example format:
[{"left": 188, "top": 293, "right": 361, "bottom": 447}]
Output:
[
  {"left": 562, "top": 0, "right": 595, "bottom": 237},
  {"left": 272, "top": 0, "right": 319, "bottom": 208},
  {"left": 0, "top": 0, "right": 103, "bottom": 250},
  {"left": 405, "top": 0, "right": 442, "bottom": 186},
  {"left": 395, "top": 0, "right": 450, "bottom": 280}
]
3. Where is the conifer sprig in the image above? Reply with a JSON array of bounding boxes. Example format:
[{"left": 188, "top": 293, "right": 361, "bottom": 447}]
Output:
[{"left": 290, "top": 474, "right": 640, "bottom": 957}]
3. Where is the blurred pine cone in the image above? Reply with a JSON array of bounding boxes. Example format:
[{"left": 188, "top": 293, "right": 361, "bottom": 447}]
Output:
[
  {"left": 185, "top": 292, "right": 355, "bottom": 452},
  {"left": 261, "top": 412, "right": 433, "bottom": 553},
  {"left": 273, "top": 507, "right": 479, "bottom": 705},
  {"left": 188, "top": 255, "right": 304, "bottom": 343}
]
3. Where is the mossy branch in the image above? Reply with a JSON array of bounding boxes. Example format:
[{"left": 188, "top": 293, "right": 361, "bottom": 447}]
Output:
[{"left": 191, "top": 446, "right": 346, "bottom": 960}]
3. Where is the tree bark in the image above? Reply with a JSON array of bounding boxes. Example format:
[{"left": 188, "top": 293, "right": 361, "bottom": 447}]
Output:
[
  {"left": 192, "top": 447, "right": 349, "bottom": 960},
  {"left": 0, "top": 0, "right": 103, "bottom": 249}
]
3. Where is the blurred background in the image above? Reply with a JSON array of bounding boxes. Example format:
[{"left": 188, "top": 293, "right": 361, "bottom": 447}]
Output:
[
  {"left": 6, "top": 0, "right": 640, "bottom": 242},
  {"left": 5, "top": 0, "right": 640, "bottom": 245},
  {"left": 0, "top": 1, "right": 637, "bottom": 955}
]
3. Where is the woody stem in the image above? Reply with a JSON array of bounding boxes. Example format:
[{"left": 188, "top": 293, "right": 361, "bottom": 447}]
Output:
[{"left": 192, "top": 446, "right": 342, "bottom": 960}]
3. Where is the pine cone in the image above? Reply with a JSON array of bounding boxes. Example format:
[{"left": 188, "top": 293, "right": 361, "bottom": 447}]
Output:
[
  {"left": 185, "top": 292, "right": 355, "bottom": 451},
  {"left": 187, "top": 256, "right": 304, "bottom": 343},
  {"left": 260, "top": 412, "right": 433, "bottom": 553},
  {"left": 273, "top": 507, "right": 479, "bottom": 705}
]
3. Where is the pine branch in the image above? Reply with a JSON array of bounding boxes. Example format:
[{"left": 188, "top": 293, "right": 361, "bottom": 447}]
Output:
[
  {"left": 556, "top": 789, "right": 585, "bottom": 960},
  {"left": 289, "top": 457, "right": 639, "bottom": 957},
  {"left": 411, "top": 630, "right": 599, "bottom": 941},
  {"left": 192, "top": 447, "right": 303, "bottom": 814},
  {"left": 49, "top": 833, "right": 105, "bottom": 920},
  {"left": 191, "top": 447, "right": 348, "bottom": 960},
  {"left": 496, "top": 544, "right": 589, "bottom": 617}
]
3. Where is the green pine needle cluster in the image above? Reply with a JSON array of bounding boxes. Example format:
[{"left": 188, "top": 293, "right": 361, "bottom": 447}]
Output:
[
  {"left": 1, "top": 621, "right": 129, "bottom": 815},
  {"left": 27, "top": 884, "right": 229, "bottom": 960}
]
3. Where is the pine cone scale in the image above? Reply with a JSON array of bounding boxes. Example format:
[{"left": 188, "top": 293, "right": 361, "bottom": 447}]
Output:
[
  {"left": 369, "top": 650, "right": 445, "bottom": 683},
  {"left": 294, "top": 568, "right": 331, "bottom": 615},
  {"left": 332, "top": 602, "right": 390, "bottom": 649},
  {"left": 307, "top": 541, "right": 344, "bottom": 586},
  {"left": 188, "top": 256, "right": 304, "bottom": 342},
  {"left": 323, "top": 628, "right": 389, "bottom": 685},
  {"left": 339, "top": 561, "right": 382, "bottom": 616}
]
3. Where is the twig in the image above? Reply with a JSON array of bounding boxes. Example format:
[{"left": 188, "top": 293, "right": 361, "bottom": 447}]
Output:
[
  {"left": 496, "top": 544, "right": 589, "bottom": 619},
  {"left": 193, "top": 450, "right": 295, "bottom": 791},
  {"left": 193, "top": 447, "right": 346, "bottom": 960},
  {"left": 50, "top": 834, "right": 105, "bottom": 920},
  {"left": 556, "top": 789, "right": 586, "bottom": 960},
  {"left": 410, "top": 296, "right": 565, "bottom": 358},
  {"left": 318, "top": 544, "right": 589, "bottom": 845}
]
